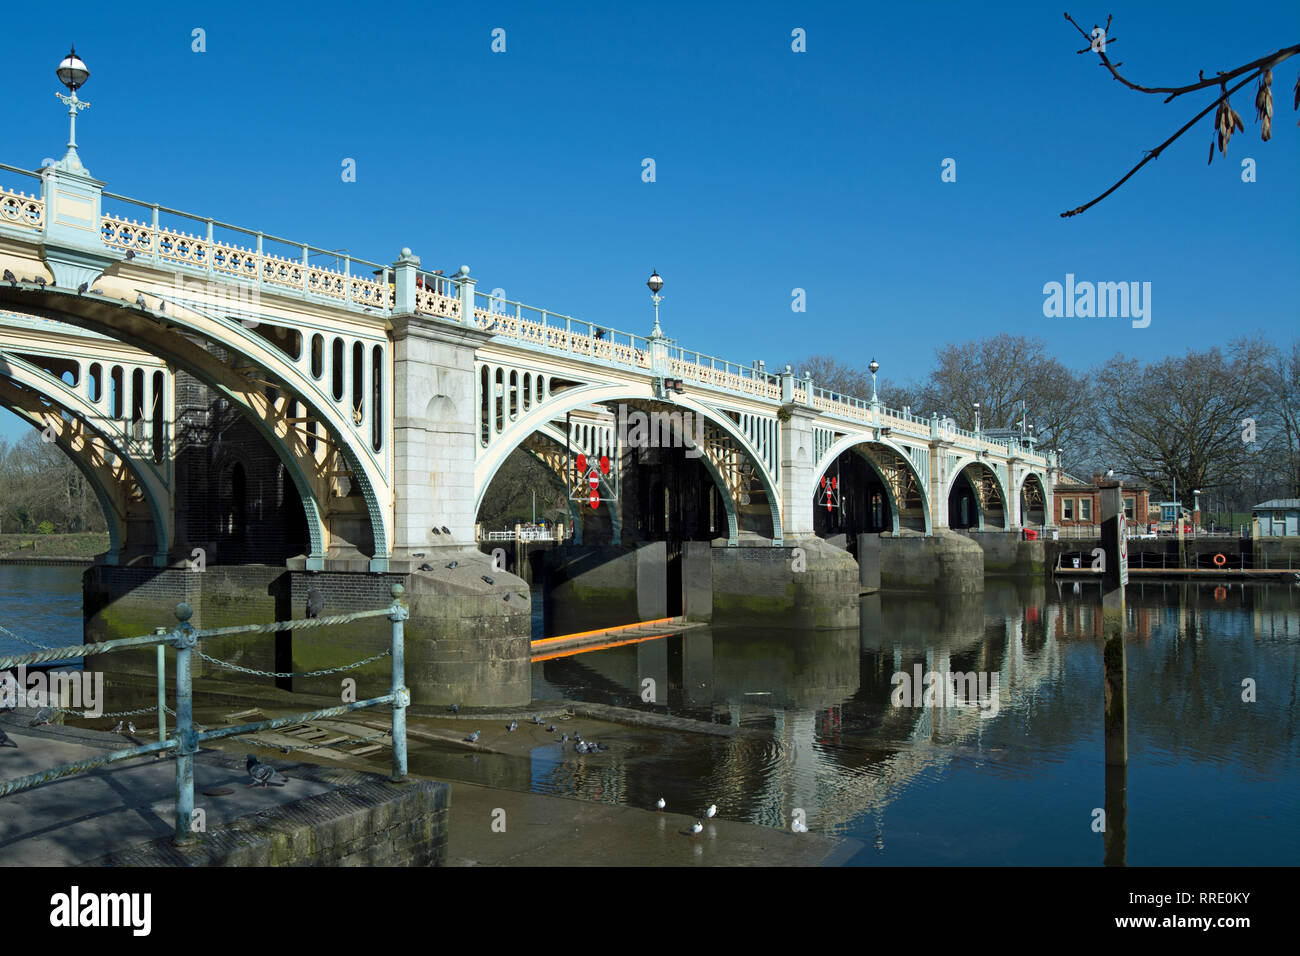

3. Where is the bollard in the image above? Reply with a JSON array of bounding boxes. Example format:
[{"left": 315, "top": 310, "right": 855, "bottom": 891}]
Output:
[
  {"left": 171, "top": 603, "right": 197, "bottom": 845},
  {"left": 388, "top": 584, "right": 409, "bottom": 782}
]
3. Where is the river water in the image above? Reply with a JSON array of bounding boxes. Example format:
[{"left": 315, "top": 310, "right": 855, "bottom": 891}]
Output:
[{"left": 3, "top": 565, "right": 1297, "bottom": 865}]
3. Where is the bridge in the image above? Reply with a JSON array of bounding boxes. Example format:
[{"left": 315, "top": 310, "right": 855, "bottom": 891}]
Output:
[{"left": 0, "top": 71, "right": 1053, "bottom": 706}]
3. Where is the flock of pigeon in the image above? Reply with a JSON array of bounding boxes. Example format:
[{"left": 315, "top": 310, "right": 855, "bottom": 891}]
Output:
[{"left": 458, "top": 714, "right": 613, "bottom": 754}]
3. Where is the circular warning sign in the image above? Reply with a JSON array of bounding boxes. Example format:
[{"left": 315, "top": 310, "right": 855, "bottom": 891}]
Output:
[
  {"left": 587, "top": 473, "right": 599, "bottom": 490},
  {"left": 599, "top": 455, "right": 610, "bottom": 475},
  {"left": 575, "top": 453, "right": 587, "bottom": 475},
  {"left": 588, "top": 491, "right": 600, "bottom": 509}
]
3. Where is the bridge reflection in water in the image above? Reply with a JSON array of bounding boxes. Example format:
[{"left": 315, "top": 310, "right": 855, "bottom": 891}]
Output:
[{"left": 401, "top": 579, "right": 1300, "bottom": 866}]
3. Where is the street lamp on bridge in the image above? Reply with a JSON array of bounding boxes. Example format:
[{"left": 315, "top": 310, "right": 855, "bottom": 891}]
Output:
[
  {"left": 647, "top": 269, "right": 664, "bottom": 338},
  {"left": 869, "top": 358, "right": 879, "bottom": 403},
  {"left": 54, "top": 45, "right": 91, "bottom": 168}
]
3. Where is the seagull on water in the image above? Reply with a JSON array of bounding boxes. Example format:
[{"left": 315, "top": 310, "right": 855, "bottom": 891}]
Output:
[
  {"left": 656, "top": 797, "right": 666, "bottom": 811},
  {"left": 705, "top": 804, "right": 717, "bottom": 819},
  {"left": 793, "top": 819, "right": 809, "bottom": 833},
  {"left": 464, "top": 730, "right": 480, "bottom": 743},
  {"left": 575, "top": 741, "right": 588, "bottom": 754},
  {"left": 29, "top": 707, "right": 53, "bottom": 727},
  {"left": 689, "top": 821, "right": 703, "bottom": 835},
  {"left": 245, "top": 754, "right": 288, "bottom": 788}
]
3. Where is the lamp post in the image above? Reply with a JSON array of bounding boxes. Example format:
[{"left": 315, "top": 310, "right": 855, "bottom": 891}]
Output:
[
  {"left": 869, "top": 358, "right": 880, "bottom": 403},
  {"left": 973, "top": 402, "right": 981, "bottom": 436},
  {"left": 54, "top": 45, "right": 91, "bottom": 167},
  {"left": 647, "top": 269, "right": 664, "bottom": 338}
]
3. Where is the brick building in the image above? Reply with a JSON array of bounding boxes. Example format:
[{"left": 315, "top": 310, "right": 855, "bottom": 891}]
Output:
[{"left": 1053, "top": 472, "right": 1152, "bottom": 532}]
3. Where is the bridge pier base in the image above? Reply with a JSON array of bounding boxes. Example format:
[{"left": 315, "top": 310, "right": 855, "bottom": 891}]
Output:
[{"left": 83, "top": 555, "right": 532, "bottom": 710}]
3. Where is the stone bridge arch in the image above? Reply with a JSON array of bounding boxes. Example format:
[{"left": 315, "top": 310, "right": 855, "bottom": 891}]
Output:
[
  {"left": 1, "top": 284, "right": 390, "bottom": 569},
  {"left": 473, "top": 382, "right": 782, "bottom": 545},
  {"left": 945, "top": 457, "right": 1009, "bottom": 530},
  {"left": 813, "top": 434, "right": 932, "bottom": 534}
]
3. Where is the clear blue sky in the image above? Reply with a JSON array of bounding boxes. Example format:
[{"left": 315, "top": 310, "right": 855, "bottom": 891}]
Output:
[{"left": 2, "top": 0, "right": 1298, "bottom": 443}]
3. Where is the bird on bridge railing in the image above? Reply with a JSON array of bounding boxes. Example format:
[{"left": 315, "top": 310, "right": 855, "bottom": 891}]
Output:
[
  {"left": 135, "top": 293, "right": 147, "bottom": 309},
  {"left": 34, "top": 276, "right": 46, "bottom": 289},
  {"left": 2, "top": 269, "right": 16, "bottom": 286},
  {"left": 77, "top": 282, "right": 88, "bottom": 295},
  {"left": 305, "top": 587, "right": 325, "bottom": 619},
  {"left": 124, "top": 250, "right": 135, "bottom": 261}
]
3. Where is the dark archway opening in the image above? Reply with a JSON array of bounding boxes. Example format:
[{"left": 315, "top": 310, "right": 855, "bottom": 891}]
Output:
[{"left": 815, "top": 450, "right": 893, "bottom": 556}]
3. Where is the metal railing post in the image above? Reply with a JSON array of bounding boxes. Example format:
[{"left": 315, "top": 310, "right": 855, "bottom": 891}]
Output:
[
  {"left": 388, "top": 583, "right": 409, "bottom": 782},
  {"left": 172, "top": 602, "right": 197, "bottom": 845},
  {"left": 154, "top": 627, "right": 167, "bottom": 745}
]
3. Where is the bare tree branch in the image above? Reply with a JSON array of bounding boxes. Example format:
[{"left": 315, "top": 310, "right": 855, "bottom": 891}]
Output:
[{"left": 1060, "top": 14, "right": 1299, "bottom": 217}]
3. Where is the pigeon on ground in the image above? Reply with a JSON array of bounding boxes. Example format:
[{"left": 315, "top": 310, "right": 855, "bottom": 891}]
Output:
[
  {"left": 464, "top": 730, "right": 480, "bottom": 743},
  {"left": 705, "top": 804, "right": 717, "bottom": 819},
  {"left": 441, "top": 526, "right": 451, "bottom": 535},
  {"left": 29, "top": 707, "right": 53, "bottom": 727},
  {"left": 412, "top": 552, "right": 425, "bottom": 558},
  {"left": 446, "top": 561, "right": 458, "bottom": 570},
  {"left": 112, "top": 720, "right": 124, "bottom": 734},
  {"left": 448, "top": 704, "right": 460, "bottom": 714},
  {"left": 507, "top": 719, "right": 518, "bottom": 733},
  {"left": 656, "top": 797, "right": 666, "bottom": 811},
  {"left": 481, "top": 575, "right": 494, "bottom": 585},
  {"left": 305, "top": 587, "right": 325, "bottom": 619},
  {"left": 3, "top": 269, "right": 16, "bottom": 286},
  {"left": 0, "top": 728, "right": 17, "bottom": 748},
  {"left": 419, "top": 563, "right": 433, "bottom": 572},
  {"left": 532, "top": 715, "right": 544, "bottom": 725},
  {"left": 77, "top": 282, "right": 88, "bottom": 294},
  {"left": 574, "top": 734, "right": 583, "bottom": 743},
  {"left": 547, "top": 725, "right": 556, "bottom": 733},
  {"left": 689, "top": 821, "right": 703, "bottom": 835},
  {"left": 431, "top": 527, "right": 441, "bottom": 536},
  {"left": 245, "top": 754, "right": 288, "bottom": 788},
  {"left": 127, "top": 721, "right": 136, "bottom": 735},
  {"left": 136, "top": 293, "right": 147, "bottom": 309},
  {"left": 560, "top": 733, "right": 569, "bottom": 742}
]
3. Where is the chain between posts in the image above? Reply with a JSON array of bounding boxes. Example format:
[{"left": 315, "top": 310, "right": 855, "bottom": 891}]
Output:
[{"left": 196, "top": 648, "right": 390, "bottom": 679}]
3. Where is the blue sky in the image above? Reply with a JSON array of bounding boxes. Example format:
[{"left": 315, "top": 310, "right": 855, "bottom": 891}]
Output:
[{"left": 2, "top": 0, "right": 1298, "bottom": 443}]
